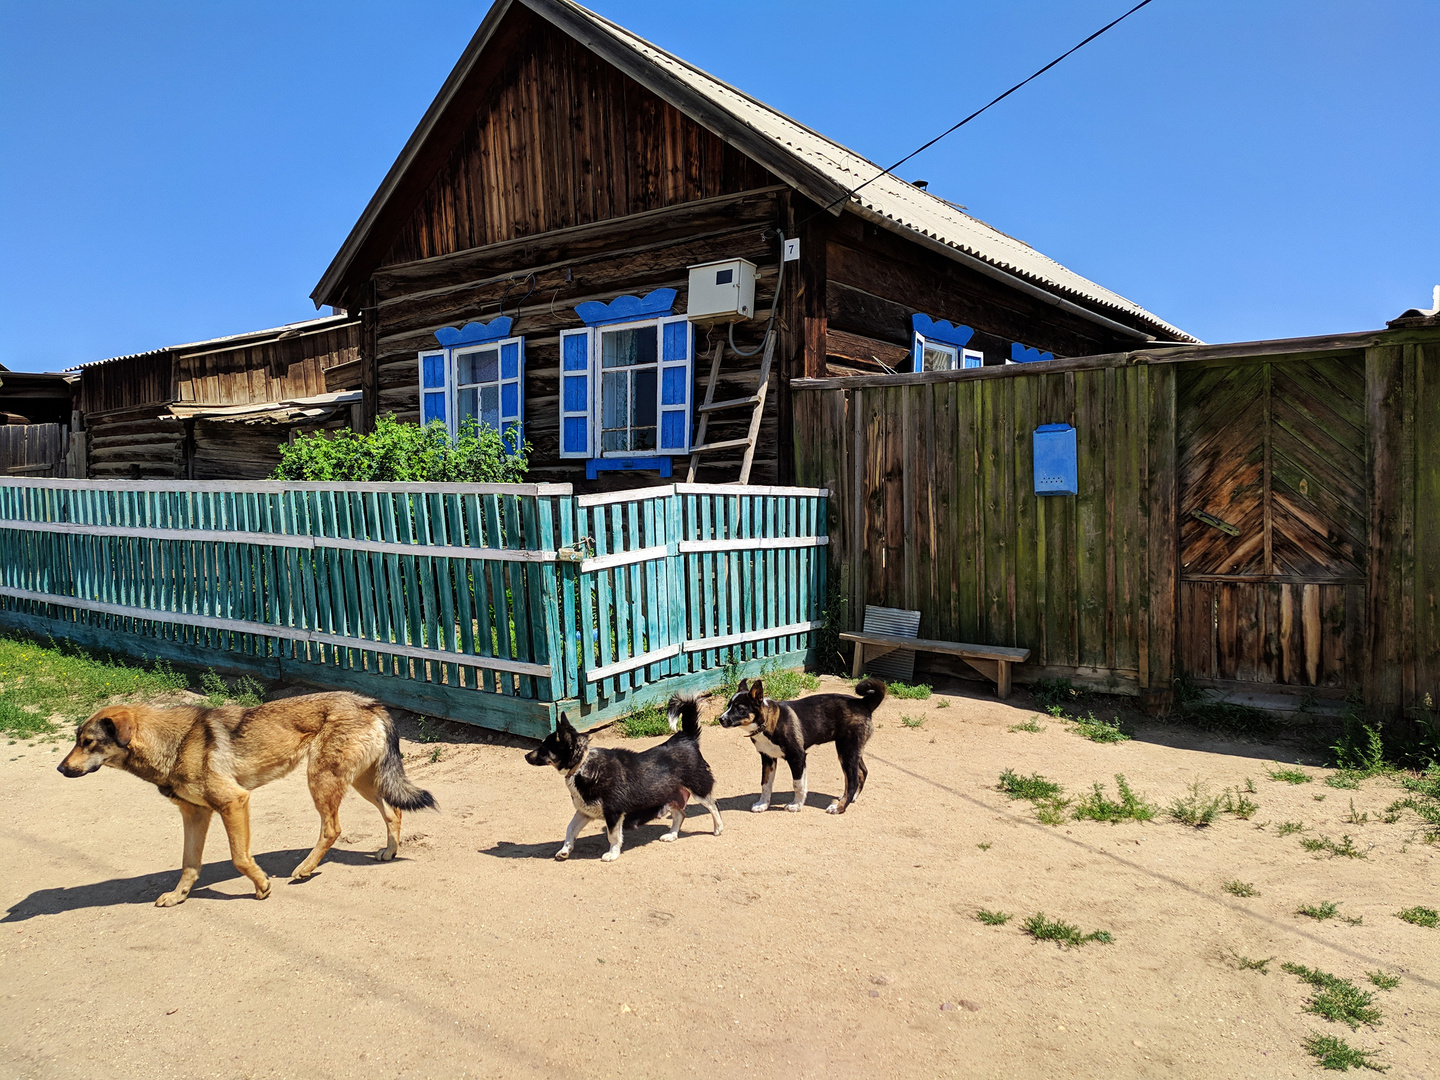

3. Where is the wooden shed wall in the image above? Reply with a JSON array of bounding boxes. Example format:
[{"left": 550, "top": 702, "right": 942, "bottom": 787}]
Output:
[
  {"left": 77, "top": 353, "right": 173, "bottom": 414},
  {"left": 174, "top": 323, "right": 361, "bottom": 405},
  {"left": 371, "top": 187, "right": 787, "bottom": 486},
  {"left": 85, "top": 405, "right": 186, "bottom": 480},
  {"left": 796, "top": 361, "right": 1174, "bottom": 696},
  {"left": 379, "top": 6, "right": 773, "bottom": 269}
]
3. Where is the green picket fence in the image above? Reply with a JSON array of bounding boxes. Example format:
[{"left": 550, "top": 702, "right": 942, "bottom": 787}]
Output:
[{"left": 0, "top": 478, "right": 827, "bottom": 737}]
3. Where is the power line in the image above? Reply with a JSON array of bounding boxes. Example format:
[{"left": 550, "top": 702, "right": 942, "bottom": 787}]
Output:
[{"left": 800, "top": 0, "right": 1159, "bottom": 226}]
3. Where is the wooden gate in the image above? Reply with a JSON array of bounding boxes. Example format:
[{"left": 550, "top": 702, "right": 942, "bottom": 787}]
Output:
[{"left": 1177, "top": 357, "right": 1367, "bottom": 691}]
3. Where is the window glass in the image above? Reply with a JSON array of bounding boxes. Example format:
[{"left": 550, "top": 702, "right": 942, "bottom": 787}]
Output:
[
  {"left": 923, "top": 343, "right": 958, "bottom": 371},
  {"left": 457, "top": 347, "right": 499, "bottom": 385},
  {"left": 601, "top": 327, "right": 657, "bottom": 369}
]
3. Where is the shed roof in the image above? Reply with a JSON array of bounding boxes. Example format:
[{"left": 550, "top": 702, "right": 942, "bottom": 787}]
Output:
[
  {"left": 312, "top": 0, "right": 1194, "bottom": 342},
  {"left": 68, "top": 314, "right": 353, "bottom": 371}
]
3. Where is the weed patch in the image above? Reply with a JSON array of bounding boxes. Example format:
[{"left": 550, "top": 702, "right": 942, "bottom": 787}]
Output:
[
  {"left": 199, "top": 670, "right": 264, "bottom": 708},
  {"left": 1268, "top": 764, "right": 1312, "bottom": 785},
  {"left": 1301, "top": 834, "right": 1367, "bottom": 859},
  {"left": 1327, "top": 771, "right": 1363, "bottom": 790},
  {"left": 1022, "top": 913, "right": 1112, "bottom": 948},
  {"left": 935, "top": 699, "right": 950, "bottom": 709},
  {"left": 974, "top": 909, "right": 1011, "bottom": 926},
  {"left": 1008, "top": 717, "right": 1046, "bottom": 734},
  {"left": 1034, "top": 797, "right": 1072, "bottom": 826},
  {"left": 1071, "top": 712, "right": 1129, "bottom": 743},
  {"left": 1169, "top": 781, "right": 1224, "bottom": 826},
  {"left": 886, "top": 681, "right": 932, "bottom": 701},
  {"left": 1302, "top": 1032, "right": 1387, "bottom": 1071},
  {"left": 619, "top": 702, "right": 671, "bottom": 738},
  {"left": 1346, "top": 800, "right": 1369, "bottom": 825},
  {"left": 998, "top": 769, "right": 1062, "bottom": 801},
  {"left": 1073, "top": 774, "right": 1157, "bottom": 824},
  {"left": 1367, "top": 972, "right": 1400, "bottom": 990},
  {"left": 899, "top": 714, "right": 925, "bottom": 729},
  {"left": 1232, "top": 952, "right": 1272, "bottom": 973},
  {"left": 1277, "top": 820, "right": 1306, "bottom": 836},
  {"left": 1223, "top": 880, "right": 1260, "bottom": 897},
  {"left": 1297, "top": 901, "right": 1340, "bottom": 921},
  {"left": 1395, "top": 906, "right": 1438, "bottom": 928},
  {"left": 1282, "top": 963, "right": 1382, "bottom": 1029},
  {"left": 1221, "top": 789, "right": 1259, "bottom": 819},
  {"left": 1032, "top": 678, "right": 1080, "bottom": 712}
]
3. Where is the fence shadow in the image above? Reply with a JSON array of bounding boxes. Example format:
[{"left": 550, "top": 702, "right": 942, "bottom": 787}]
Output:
[{"left": 2, "top": 847, "right": 382, "bottom": 922}]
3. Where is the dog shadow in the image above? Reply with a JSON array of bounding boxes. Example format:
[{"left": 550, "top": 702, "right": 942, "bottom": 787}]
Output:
[
  {"left": 716, "top": 791, "right": 839, "bottom": 812},
  {"left": 3, "top": 847, "right": 382, "bottom": 921},
  {"left": 482, "top": 808, "right": 728, "bottom": 861}
]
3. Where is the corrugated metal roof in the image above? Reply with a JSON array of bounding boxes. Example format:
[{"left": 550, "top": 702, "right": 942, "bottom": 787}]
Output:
[{"left": 67, "top": 314, "right": 352, "bottom": 371}]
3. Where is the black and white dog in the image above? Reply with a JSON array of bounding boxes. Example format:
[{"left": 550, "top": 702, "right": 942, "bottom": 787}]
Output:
[
  {"left": 718, "top": 678, "right": 886, "bottom": 814},
  {"left": 524, "top": 697, "right": 722, "bottom": 861}
]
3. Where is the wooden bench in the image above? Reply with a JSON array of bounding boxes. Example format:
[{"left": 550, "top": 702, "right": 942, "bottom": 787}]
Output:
[{"left": 840, "top": 631, "right": 1031, "bottom": 699}]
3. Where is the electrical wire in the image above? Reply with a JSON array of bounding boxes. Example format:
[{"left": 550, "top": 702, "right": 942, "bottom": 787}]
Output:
[
  {"left": 799, "top": 0, "right": 1158, "bottom": 227},
  {"left": 727, "top": 228, "right": 786, "bottom": 357}
]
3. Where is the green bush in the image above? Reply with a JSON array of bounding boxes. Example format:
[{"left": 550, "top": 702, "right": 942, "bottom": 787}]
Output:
[{"left": 272, "top": 416, "right": 530, "bottom": 483}]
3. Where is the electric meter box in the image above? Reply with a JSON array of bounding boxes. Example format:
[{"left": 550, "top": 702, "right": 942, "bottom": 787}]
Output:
[{"left": 686, "top": 258, "right": 757, "bottom": 322}]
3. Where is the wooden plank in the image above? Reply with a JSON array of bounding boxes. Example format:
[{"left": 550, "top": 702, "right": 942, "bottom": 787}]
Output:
[{"left": 838, "top": 631, "right": 1030, "bottom": 662}]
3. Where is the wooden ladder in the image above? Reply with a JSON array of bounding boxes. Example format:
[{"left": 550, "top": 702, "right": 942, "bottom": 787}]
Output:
[{"left": 686, "top": 328, "right": 775, "bottom": 484}]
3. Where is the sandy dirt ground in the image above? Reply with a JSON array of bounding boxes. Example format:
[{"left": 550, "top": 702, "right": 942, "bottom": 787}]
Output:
[{"left": 1, "top": 676, "right": 1437, "bottom": 1080}]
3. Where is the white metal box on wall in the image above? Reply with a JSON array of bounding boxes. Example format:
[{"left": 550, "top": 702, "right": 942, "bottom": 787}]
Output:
[{"left": 686, "top": 258, "right": 756, "bottom": 322}]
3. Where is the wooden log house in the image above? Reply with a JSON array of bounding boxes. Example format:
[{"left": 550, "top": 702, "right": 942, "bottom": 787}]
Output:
[
  {"left": 73, "top": 315, "right": 361, "bottom": 479},
  {"left": 310, "top": 0, "right": 1193, "bottom": 489}
]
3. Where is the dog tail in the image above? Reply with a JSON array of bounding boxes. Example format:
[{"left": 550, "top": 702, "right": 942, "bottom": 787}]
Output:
[
  {"left": 375, "top": 708, "right": 438, "bottom": 812},
  {"left": 854, "top": 677, "right": 887, "bottom": 714},
  {"left": 666, "top": 693, "right": 701, "bottom": 739}
]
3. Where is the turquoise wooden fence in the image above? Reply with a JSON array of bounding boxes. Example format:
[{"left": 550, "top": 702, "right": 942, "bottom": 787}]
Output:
[{"left": 0, "top": 478, "right": 827, "bottom": 737}]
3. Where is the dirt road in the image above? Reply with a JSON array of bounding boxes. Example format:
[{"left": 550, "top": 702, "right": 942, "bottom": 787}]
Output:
[{"left": 2, "top": 678, "right": 1436, "bottom": 1079}]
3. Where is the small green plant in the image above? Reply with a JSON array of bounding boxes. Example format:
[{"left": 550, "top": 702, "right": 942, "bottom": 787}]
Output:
[
  {"left": 199, "top": 670, "right": 265, "bottom": 708},
  {"left": 1366, "top": 972, "right": 1400, "bottom": 990},
  {"left": 1296, "top": 901, "right": 1339, "bottom": 921},
  {"left": 976, "top": 841, "right": 992, "bottom": 851},
  {"left": 274, "top": 415, "right": 529, "bottom": 483},
  {"left": 428, "top": 745, "right": 442, "bottom": 763},
  {"left": 1327, "top": 771, "right": 1362, "bottom": 790},
  {"left": 1301, "top": 834, "right": 1367, "bottom": 860},
  {"left": 1222, "top": 788, "right": 1259, "bottom": 819},
  {"left": 887, "top": 680, "right": 932, "bottom": 701},
  {"left": 1034, "top": 796, "right": 1073, "bottom": 826},
  {"left": 899, "top": 714, "right": 925, "bottom": 729},
  {"left": 998, "top": 769, "right": 1062, "bottom": 801},
  {"left": 1386, "top": 764, "right": 1440, "bottom": 837},
  {"left": 1346, "top": 800, "right": 1369, "bottom": 825},
  {"left": 1223, "top": 880, "right": 1259, "bottom": 897},
  {"left": 1314, "top": 793, "right": 1329, "bottom": 801},
  {"left": 1008, "top": 717, "right": 1046, "bottom": 734},
  {"left": 1244, "top": 777, "right": 1257, "bottom": 794},
  {"left": 1395, "top": 906, "right": 1438, "bottom": 928},
  {"left": 1031, "top": 678, "right": 1080, "bottom": 712},
  {"left": 1232, "top": 952, "right": 1272, "bottom": 973},
  {"left": 1072, "top": 712, "right": 1129, "bottom": 744},
  {"left": 1282, "top": 963, "right": 1382, "bottom": 1029},
  {"left": 1342, "top": 915, "right": 1365, "bottom": 927},
  {"left": 1073, "top": 774, "right": 1157, "bottom": 823},
  {"left": 1301, "top": 1032, "right": 1387, "bottom": 1072},
  {"left": 413, "top": 717, "right": 443, "bottom": 744},
  {"left": 1022, "top": 912, "right": 1112, "bottom": 948},
  {"left": 619, "top": 702, "right": 671, "bottom": 738},
  {"left": 1169, "top": 781, "right": 1224, "bottom": 827},
  {"left": 1268, "top": 764, "right": 1312, "bottom": 785},
  {"left": 1277, "top": 820, "right": 1306, "bottom": 836},
  {"left": 935, "top": 699, "right": 950, "bottom": 709},
  {"left": 1332, "top": 719, "right": 1387, "bottom": 775},
  {"left": 975, "top": 909, "right": 1011, "bottom": 925}
]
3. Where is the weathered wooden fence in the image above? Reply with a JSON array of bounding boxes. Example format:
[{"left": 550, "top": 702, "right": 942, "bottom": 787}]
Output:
[
  {"left": 0, "top": 478, "right": 827, "bottom": 737},
  {"left": 0, "top": 424, "right": 69, "bottom": 477}
]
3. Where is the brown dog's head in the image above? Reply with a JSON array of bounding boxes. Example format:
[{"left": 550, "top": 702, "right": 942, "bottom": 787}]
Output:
[
  {"left": 58, "top": 707, "right": 137, "bottom": 778},
  {"left": 717, "top": 679, "right": 773, "bottom": 734}
]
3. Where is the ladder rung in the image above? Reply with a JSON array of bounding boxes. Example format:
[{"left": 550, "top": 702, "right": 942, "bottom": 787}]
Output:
[
  {"left": 697, "top": 395, "right": 761, "bottom": 414},
  {"left": 689, "top": 437, "right": 753, "bottom": 454}
]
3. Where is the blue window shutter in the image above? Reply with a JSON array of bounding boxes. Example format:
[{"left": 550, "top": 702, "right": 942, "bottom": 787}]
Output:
[
  {"left": 419, "top": 350, "right": 449, "bottom": 429},
  {"left": 499, "top": 337, "right": 524, "bottom": 451},
  {"left": 559, "top": 328, "right": 593, "bottom": 459},
  {"left": 658, "top": 316, "right": 692, "bottom": 452}
]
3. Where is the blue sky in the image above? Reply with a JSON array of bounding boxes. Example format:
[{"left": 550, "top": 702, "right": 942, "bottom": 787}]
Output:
[{"left": 1, "top": 1, "right": 1436, "bottom": 371}]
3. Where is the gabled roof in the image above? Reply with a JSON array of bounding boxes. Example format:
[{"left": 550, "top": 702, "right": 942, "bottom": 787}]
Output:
[
  {"left": 67, "top": 314, "right": 353, "bottom": 370},
  {"left": 314, "top": 0, "right": 1194, "bottom": 342}
]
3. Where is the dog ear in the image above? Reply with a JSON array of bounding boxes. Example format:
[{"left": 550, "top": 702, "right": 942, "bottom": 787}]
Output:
[
  {"left": 749, "top": 680, "right": 765, "bottom": 703},
  {"left": 101, "top": 709, "right": 135, "bottom": 748},
  {"left": 736, "top": 678, "right": 749, "bottom": 694},
  {"left": 556, "top": 713, "right": 576, "bottom": 736}
]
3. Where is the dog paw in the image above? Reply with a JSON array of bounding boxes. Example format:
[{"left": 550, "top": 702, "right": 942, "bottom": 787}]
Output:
[
  {"left": 826, "top": 801, "right": 842, "bottom": 815},
  {"left": 786, "top": 802, "right": 803, "bottom": 813},
  {"left": 658, "top": 832, "right": 679, "bottom": 842},
  {"left": 600, "top": 850, "right": 620, "bottom": 862},
  {"left": 554, "top": 848, "right": 571, "bottom": 861},
  {"left": 713, "top": 822, "right": 724, "bottom": 836},
  {"left": 290, "top": 868, "right": 312, "bottom": 882},
  {"left": 154, "top": 891, "right": 187, "bottom": 908},
  {"left": 750, "top": 802, "right": 769, "bottom": 813},
  {"left": 254, "top": 880, "right": 272, "bottom": 900},
  {"left": 374, "top": 846, "right": 397, "bottom": 863}
]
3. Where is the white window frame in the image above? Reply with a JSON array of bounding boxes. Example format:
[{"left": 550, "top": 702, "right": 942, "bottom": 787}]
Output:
[
  {"left": 962, "top": 348, "right": 984, "bottom": 370},
  {"left": 415, "top": 335, "right": 525, "bottom": 450},
  {"left": 561, "top": 315, "right": 691, "bottom": 460},
  {"left": 917, "top": 339, "right": 959, "bottom": 371}
]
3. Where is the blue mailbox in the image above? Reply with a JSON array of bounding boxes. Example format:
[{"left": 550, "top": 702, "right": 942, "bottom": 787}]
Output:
[{"left": 1033, "top": 424, "right": 1077, "bottom": 495}]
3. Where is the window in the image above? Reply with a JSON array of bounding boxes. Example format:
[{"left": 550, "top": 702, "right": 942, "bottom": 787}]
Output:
[
  {"left": 910, "top": 313, "right": 980, "bottom": 372},
  {"left": 919, "top": 341, "right": 959, "bottom": 371},
  {"left": 416, "top": 335, "right": 524, "bottom": 446},
  {"left": 962, "top": 348, "right": 984, "bottom": 370},
  {"left": 558, "top": 315, "right": 692, "bottom": 459}
]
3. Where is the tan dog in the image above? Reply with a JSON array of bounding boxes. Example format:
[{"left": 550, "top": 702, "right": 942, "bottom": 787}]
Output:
[{"left": 58, "top": 691, "right": 435, "bottom": 906}]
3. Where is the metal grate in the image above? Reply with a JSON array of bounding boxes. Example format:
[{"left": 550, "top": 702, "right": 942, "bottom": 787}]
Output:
[{"left": 859, "top": 605, "right": 921, "bottom": 682}]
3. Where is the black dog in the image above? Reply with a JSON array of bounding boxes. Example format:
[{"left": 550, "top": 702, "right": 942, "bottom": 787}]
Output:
[
  {"left": 524, "top": 697, "right": 722, "bottom": 861},
  {"left": 718, "top": 678, "right": 886, "bottom": 814}
]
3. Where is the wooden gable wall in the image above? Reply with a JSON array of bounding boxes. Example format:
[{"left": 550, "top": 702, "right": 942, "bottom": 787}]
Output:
[
  {"left": 174, "top": 323, "right": 361, "bottom": 405},
  {"left": 379, "top": 6, "right": 774, "bottom": 267}
]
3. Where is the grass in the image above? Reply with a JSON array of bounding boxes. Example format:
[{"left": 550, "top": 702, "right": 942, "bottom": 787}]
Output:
[
  {"left": 1395, "top": 906, "right": 1438, "bottom": 928},
  {"left": 935, "top": 699, "right": 950, "bottom": 709},
  {"left": 1301, "top": 834, "right": 1367, "bottom": 860},
  {"left": 619, "top": 701, "right": 671, "bottom": 738},
  {"left": 1008, "top": 716, "right": 1046, "bottom": 733},
  {"left": 1282, "top": 963, "right": 1383, "bottom": 1029},
  {"left": 1268, "top": 764, "right": 1313, "bottom": 785},
  {"left": 1021, "top": 912, "right": 1113, "bottom": 948},
  {"left": 998, "top": 769, "right": 1062, "bottom": 801},
  {"left": 199, "top": 670, "right": 264, "bottom": 708},
  {"left": 1233, "top": 953, "right": 1273, "bottom": 973},
  {"left": 1385, "top": 764, "right": 1440, "bottom": 837},
  {"left": 1169, "top": 781, "right": 1224, "bottom": 827},
  {"left": 976, "top": 841, "right": 992, "bottom": 851},
  {"left": 1276, "top": 820, "right": 1307, "bottom": 836},
  {"left": 1301, "top": 1033, "right": 1388, "bottom": 1072},
  {"left": 1034, "top": 797, "right": 1072, "bottom": 826},
  {"left": 899, "top": 714, "right": 925, "bottom": 729},
  {"left": 1327, "top": 771, "right": 1363, "bottom": 790},
  {"left": 974, "top": 909, "right": 1011, "bottom": 925},
  {"left": 1346, "top": 800, "right": 1369, "bottom": 825},
  {"left": 1221, "top": 788, "right": 1259, "bottom": 819},
  {"left": 1366, "top": 972, "right": 1400, "bottom": 990},
  {"left": 1223, "top": 880, "right": 1260, "bottom": 897},
  {"left": 886, "top": 680, "right": 932, "bottom": 700},
  {"left": 1072, "top": 774, "right": 1157, "bottom": 824},
  {"left": 1297, "top": 901, "right": 1340, "bottom": 921},
  {"left": 1071, "top": 712, "right": 1129, "bottom": 743},
  {"left": 714, "top": 658, "right": 819, "bottom": 704},
  {"left": 0, "top": 632, "right": 191, "bottom": 739}
]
